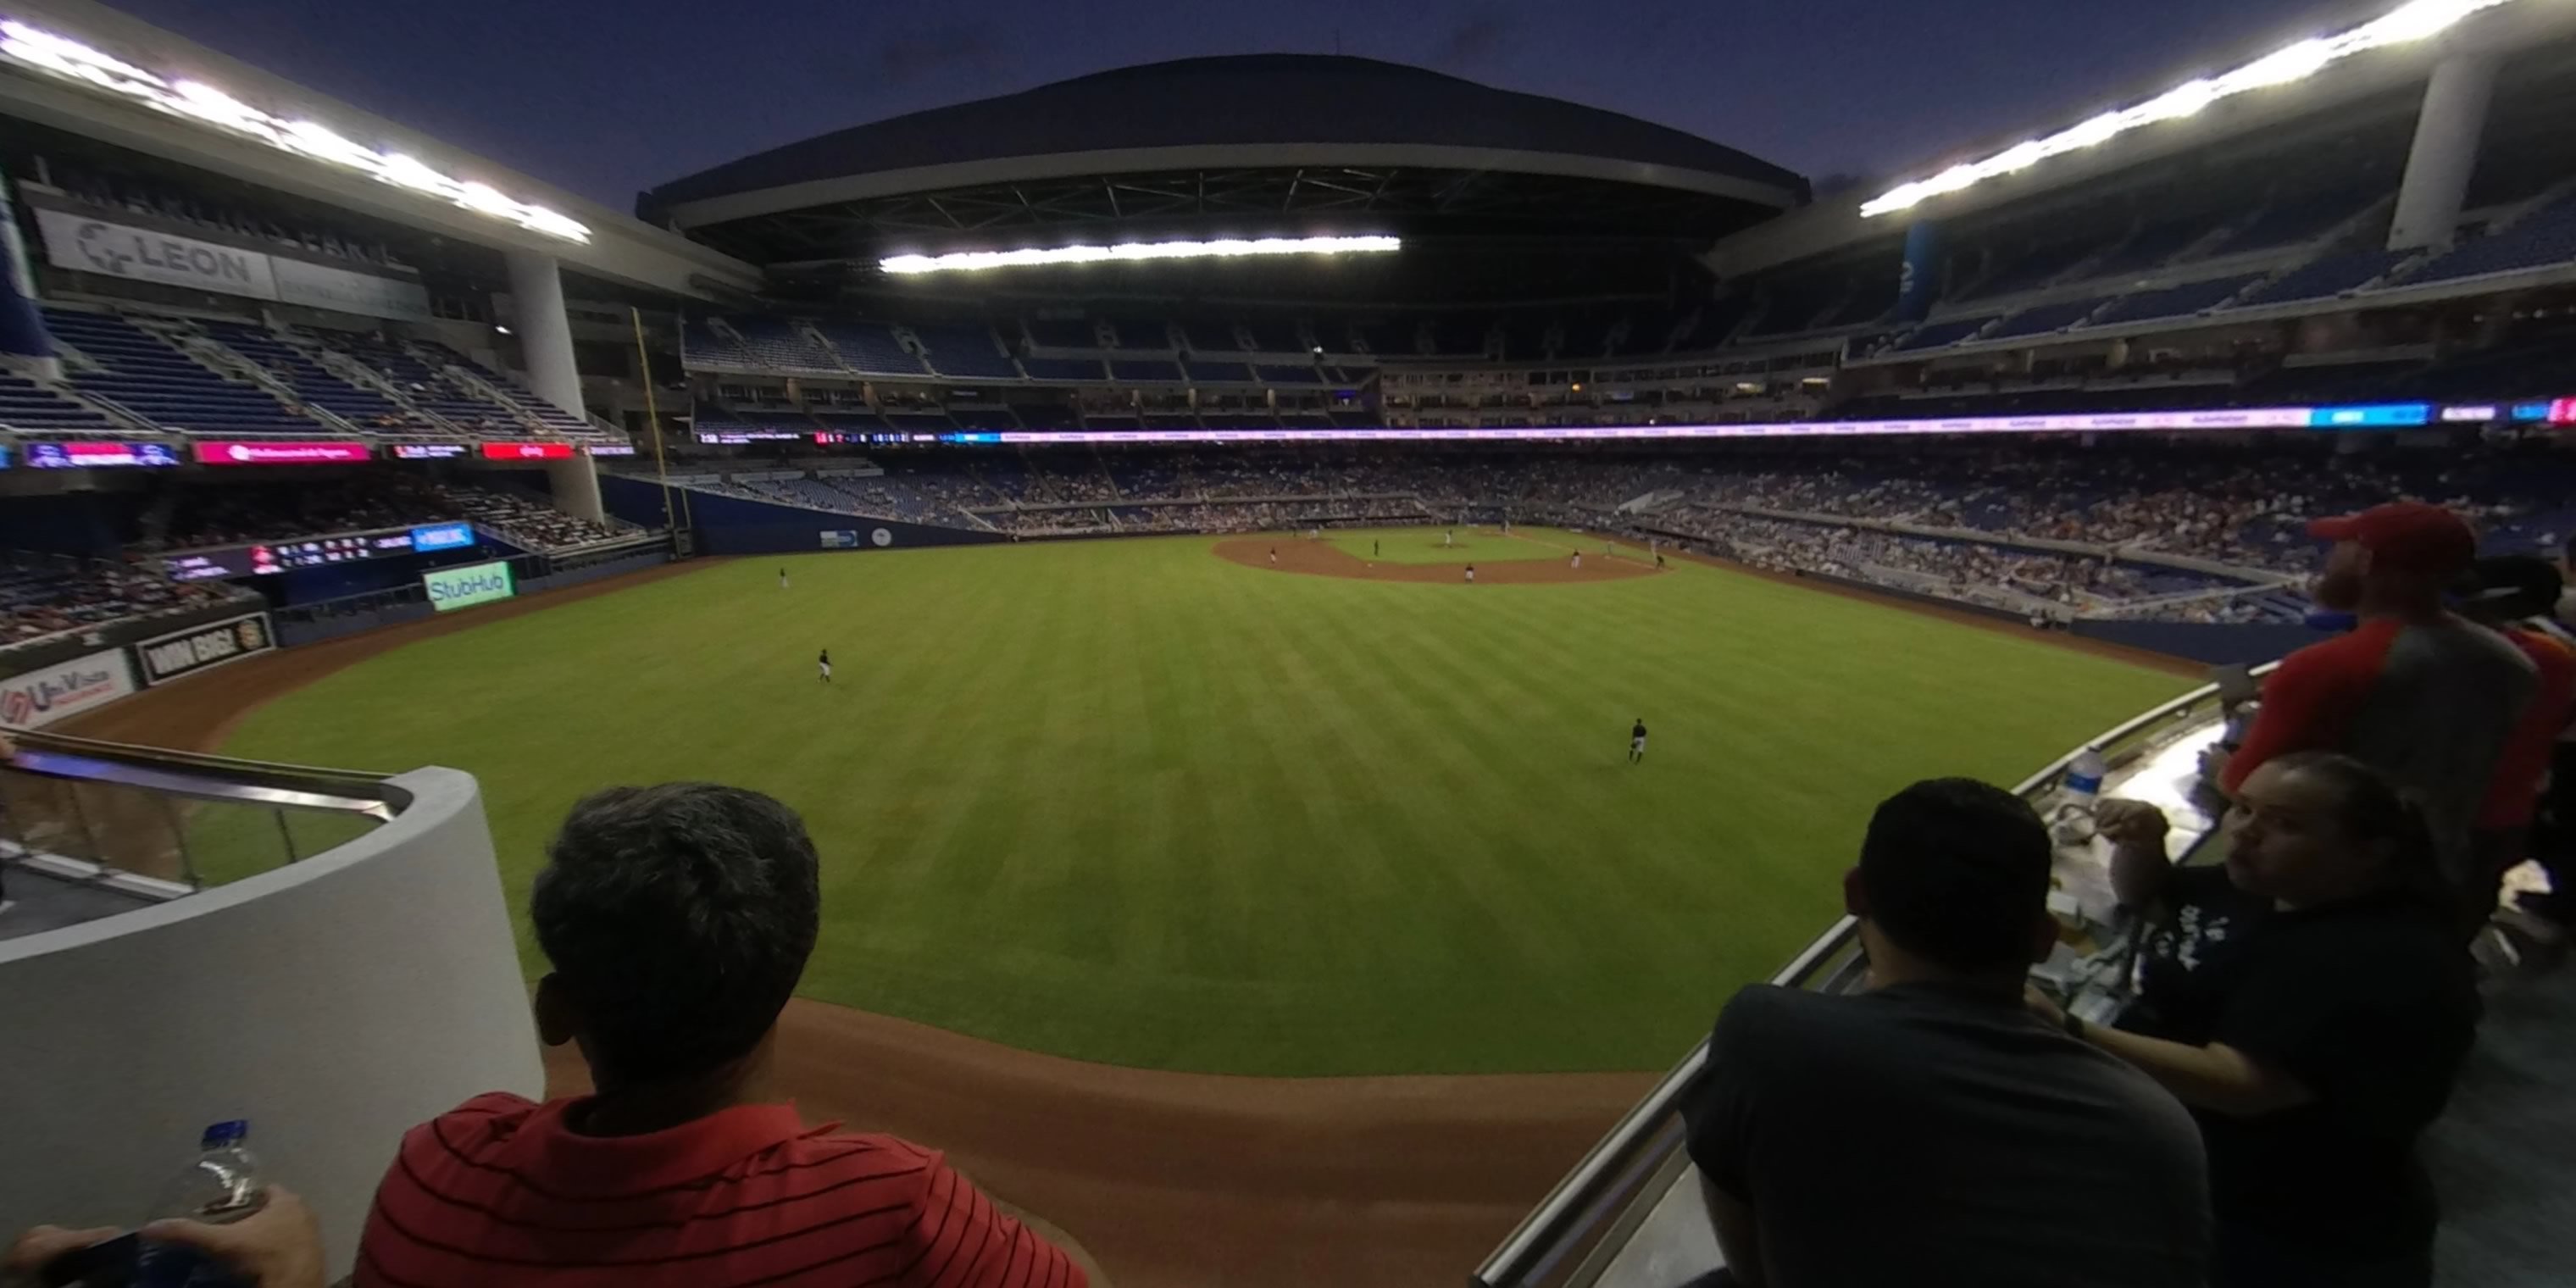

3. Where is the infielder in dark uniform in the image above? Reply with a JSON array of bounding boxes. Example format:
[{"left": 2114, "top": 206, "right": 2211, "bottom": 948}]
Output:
[{"left": 1629, "top": 719, "right": 1648, "bottom": 764}]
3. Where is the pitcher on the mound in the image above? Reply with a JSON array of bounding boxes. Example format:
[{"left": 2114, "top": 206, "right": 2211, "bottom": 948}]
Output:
[{"left": 1629, "top": 718, "right": 1647, "bottom": 764}]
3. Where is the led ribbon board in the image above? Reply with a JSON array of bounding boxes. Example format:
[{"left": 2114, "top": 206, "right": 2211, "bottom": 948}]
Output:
[{"left": 881, "top": 235, "right": 1400, "bottom": 275}]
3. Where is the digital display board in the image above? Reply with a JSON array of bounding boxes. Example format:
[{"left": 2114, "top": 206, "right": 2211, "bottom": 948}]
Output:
[
  {"left": 161, "top": 522, "right": 476, "bottom": 582},
  {"left": 391, "top": 442, "right": 470, "bottom": 459},
  {"left": 480, "top": 441, "right": 576, "bottom": 460},
  {"left": 586, "top": 442, "right": 637, "bottom": 456},
  {"left": 192, "top": 440, "right": 374, "bottom": 466},
  {"left": 25, "top": 441, "right": 181, "bottom": 469}
]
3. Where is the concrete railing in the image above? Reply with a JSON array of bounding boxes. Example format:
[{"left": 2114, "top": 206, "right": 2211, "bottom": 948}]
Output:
[{"left": 0, "top": 745, "right": 541, "bottom": 1280}]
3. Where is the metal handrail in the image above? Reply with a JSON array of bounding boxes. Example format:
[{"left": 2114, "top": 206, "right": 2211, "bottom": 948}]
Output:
[
  {"left": 1471, "top": 662, "right": 2273, "bottom": 1287},
  {"left": 5, "top": 730, "right": 402, "bottom": 817}
]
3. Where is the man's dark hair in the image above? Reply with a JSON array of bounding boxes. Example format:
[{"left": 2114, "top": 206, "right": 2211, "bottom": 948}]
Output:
[
  {"left": 1857, "top": 778, "right": 2052, "bottom": 973},
  {"left": 530, "top": 783, "right": 821, "bottom": 1083}
]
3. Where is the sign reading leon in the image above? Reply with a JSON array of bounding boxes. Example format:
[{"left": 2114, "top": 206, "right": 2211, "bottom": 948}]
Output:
[{"left": 424, "top": 560, "right": 515, "bottom": 613}]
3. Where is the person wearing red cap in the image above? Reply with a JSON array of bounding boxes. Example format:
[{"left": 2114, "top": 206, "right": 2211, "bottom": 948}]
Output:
[{"left": 2222, "top": 502, "right": 2535, "bottom": 875}]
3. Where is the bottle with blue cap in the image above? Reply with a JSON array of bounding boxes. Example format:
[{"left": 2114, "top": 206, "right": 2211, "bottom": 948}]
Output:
[
  {"left": 2051, "top": 747, "right": 2109, "bottom": 845},
  {"left": 138, "top": 1120, "right": 265, "bottom": 1288}
]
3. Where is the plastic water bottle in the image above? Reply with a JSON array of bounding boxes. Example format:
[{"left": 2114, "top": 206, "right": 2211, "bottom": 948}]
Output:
[
  {"left": 2052, "top": 748, "right": 2108, "bottom": 845},
  {"left": 2063, "top": 748, "right": 2107, "bottom": 811},
  {"left": 138, "top": 1121, "right": 264, "bottom": 1288}
]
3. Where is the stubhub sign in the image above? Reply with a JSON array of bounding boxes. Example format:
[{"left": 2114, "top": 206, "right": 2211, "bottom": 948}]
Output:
[{"left": 423, "top": 560, "right": 515, "bottom": 613}]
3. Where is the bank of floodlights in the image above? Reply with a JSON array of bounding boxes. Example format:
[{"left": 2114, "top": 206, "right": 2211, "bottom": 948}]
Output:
[
  {"left": 880, "top": 235, "right": 1402, "bottom": 275},
  {"left": 1860, "top": 0, "right": 2527, "bottom": 218},
  {"left": 0, "top": 18, "right": 591, "bottom": 242}
]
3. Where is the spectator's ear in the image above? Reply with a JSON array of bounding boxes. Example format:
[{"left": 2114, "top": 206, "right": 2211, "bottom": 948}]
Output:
[
  {"left": 2028, "top": 909, "right": 2061, "bottom": 966},
  {"left": 1840, "top": 866, "right": 1868, "bottom": 919},
  {"left": 533, "top": 973, "right": 578, "bottom": 1047}
]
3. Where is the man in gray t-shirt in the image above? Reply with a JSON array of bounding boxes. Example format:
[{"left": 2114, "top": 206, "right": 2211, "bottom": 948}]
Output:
[{"left": 1683, "top": 780, "right": 2207, "bottom": 1288}]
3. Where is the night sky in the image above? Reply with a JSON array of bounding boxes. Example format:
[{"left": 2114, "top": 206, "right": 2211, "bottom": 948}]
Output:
[{"left": 102, "top": 0, "right": 2366, "bottom": 212}]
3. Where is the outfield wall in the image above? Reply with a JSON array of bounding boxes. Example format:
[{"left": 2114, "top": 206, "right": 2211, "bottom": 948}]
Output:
[
  {"left": 2071, "top": 619, "right": 2325, "bottom": 666},
  {"left": 597, "top": 475, "right": 1007, "bottom": 555}
]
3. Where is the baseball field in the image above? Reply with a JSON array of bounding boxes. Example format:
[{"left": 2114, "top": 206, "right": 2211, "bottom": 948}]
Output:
[{"left": 203, "top": 527, "right": 2191, "bottom": 1076}]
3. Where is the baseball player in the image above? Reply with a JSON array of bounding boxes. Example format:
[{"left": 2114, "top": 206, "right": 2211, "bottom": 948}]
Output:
[
  {"left": 1464, "top": 564, "right": 1475, "bottom": 584},
  {"left": 818, "top": 648, "right": 833, "bottom": 684},
  {"left": 1629, "top": 719, "right": 1647, "bottom": 764}
]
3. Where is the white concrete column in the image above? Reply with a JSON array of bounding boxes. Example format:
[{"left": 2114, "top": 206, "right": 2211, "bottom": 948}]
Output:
[
  {"left": 2388, "top": 53, "right": 2501, "bottom": 253},
  {"left": 504, "top": 248, "right": 584, "bottom": 419},
  {"left": 547, "top": 456, "right": 604, "bottom": 524}
]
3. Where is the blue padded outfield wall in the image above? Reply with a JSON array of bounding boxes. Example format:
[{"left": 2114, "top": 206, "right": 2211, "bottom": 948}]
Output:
[
  {"left": 597, "top": 475, "right": 1007, "bottom": 555},
  {"left": 2071, "top": 619, "right": 2326, "bottom": 667}
]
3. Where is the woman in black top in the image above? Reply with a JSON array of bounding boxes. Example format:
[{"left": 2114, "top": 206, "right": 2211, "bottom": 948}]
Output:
[{"left": 2028, "top": 752, "right": 2479, "bottom": 1288}]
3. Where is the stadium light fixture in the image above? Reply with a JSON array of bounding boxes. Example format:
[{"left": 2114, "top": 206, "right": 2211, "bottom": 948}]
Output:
[
  {"left": 880, "top": 235, "right": 1401, "bottom": 275},
  {"left": 1858, "top": 0, "right": 2527, "bottom": 218},
  {"left": 0, "top": 18, "right": 591, "bottom": 243}
]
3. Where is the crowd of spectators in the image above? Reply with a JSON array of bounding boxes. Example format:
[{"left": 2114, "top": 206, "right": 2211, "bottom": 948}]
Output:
[
  {"left": 1684, "top": 441, "right": 2575, "bottom": 573},
  {"left": 669, "top": 439, "right": 2576, "bottom": 619},
  {"left": 443, "top": 487, "right": 625, "bottom": 551},
  {"left": 155, "top": 476, "right": 461, "bottom": 552},
  {"left": 147, "top": 475, "right": 626, "bottom": 555},
  {"left": 0, "top": 556, "right": 252, "bottom": 645}
]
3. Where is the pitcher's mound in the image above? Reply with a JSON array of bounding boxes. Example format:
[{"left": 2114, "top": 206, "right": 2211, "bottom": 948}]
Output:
[{"left": 1213, "top": 537, "right": 1660, "bottom": 585}]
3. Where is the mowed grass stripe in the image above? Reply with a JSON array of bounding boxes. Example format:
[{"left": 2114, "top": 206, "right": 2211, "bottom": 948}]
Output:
[{"left": 216, "top": 533, "right": 2190, "bottom": 1075}]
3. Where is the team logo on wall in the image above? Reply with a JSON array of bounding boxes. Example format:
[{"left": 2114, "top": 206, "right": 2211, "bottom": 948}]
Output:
[{"left": 871, "top": 528, "right": 895, "bottom": 547}]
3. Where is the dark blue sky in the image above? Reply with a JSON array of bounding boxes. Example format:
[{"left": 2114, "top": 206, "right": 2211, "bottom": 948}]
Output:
[{"left": 103, "top": 0, "right": 2362, "bottom": 212}]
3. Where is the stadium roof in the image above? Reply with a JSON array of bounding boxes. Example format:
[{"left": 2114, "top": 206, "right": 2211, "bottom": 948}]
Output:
[
  {"left": 638, "top": 54, "right": 1809, "bottom": 254},
  {"left": 0, "top": 0, "right": 758, "bottom": 299},
  {"left": 1709, "top": 0, "right": 2576, "bottom": 276}
]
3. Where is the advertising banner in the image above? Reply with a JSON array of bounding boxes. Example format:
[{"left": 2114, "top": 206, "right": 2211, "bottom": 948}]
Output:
[
  {"left": 269, "top": 255, "right": 430, "bottom": 322},
  {"left": 586, "top": 443, "right": 637, "bottom": 457},
  {"left": 36, "top": 208, "right": 428, "bottom": 321},
  {"left": 26, "top": 441, "right": 182, "bottom": 469},
  {"left": 136, "top": 613, "right": 275, "bottom": 686},
  {"left": 820, "top": 530, "right": 858, "bottom": 548},
  {"left": 423, "top": 560, "right": 516, "bottom": 613},
  {"left": 36, "top": 208, "right": 277, "bottom": 298},
  {"left": 480, "top": 441, "right": 575, "bottom": 460},
  {"left": 193, "top": 440, "right": 375, "bottom": 466},
  {"left": 392, "top": 443, "right": 469, "bottom": 459},
  {"left": 0, "top": 647, "right": 136, "bottom": 730}
]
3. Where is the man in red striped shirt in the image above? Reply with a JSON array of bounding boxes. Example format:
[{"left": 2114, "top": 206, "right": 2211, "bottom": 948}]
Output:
[{"left": 357, "top": 783, "right": 1091, "bottom": 1288}]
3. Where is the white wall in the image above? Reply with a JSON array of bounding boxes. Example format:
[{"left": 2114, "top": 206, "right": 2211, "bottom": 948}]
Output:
[{"left": 0, "top": 768, "right": 542, "bottom": 1275}]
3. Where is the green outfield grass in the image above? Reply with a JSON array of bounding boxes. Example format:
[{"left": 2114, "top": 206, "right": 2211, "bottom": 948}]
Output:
[
  {"left": 1325, "top": 525, "right": 1566, "bottom": 565},
  {"left": 212, "top": 530, "right": 2190, "bottom": 1075}
]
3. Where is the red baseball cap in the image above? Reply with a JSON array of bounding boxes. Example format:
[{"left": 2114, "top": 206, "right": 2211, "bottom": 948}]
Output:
[{"left": 2307, "top": 502, "right": 2477, "bottom": 576}]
